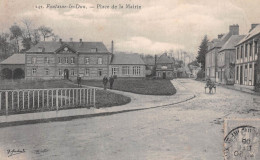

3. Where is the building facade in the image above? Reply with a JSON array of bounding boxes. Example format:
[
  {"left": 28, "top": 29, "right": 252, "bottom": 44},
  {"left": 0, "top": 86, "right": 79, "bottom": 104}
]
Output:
[
  {"left": 235, "top": 24, "right": 260, "bottom": 89},
  {"left": 26, "top": 39, "right": 112, "bottom": 80},
  {"left": 216, "top": 35, "right": 245, "bottom": 84},
  {"left": 109, "top": 54, "right": 145, "bottom": 78},
  {"left": 156, "top": 53, "right": 176, "bottom": 79},
  {"left": 205, "top": 24, "right": 239, "bottom": 82}
]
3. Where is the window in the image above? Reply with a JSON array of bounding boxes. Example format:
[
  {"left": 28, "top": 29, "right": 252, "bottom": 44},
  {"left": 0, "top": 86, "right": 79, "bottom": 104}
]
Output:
[
  {"left": 91, "top": 48, "right": 97, "bottom": 52},
  {"left": 98, "top": 69, "right": 102, "bottom": 76},
  {"left": 122, "top": 66, "right": 130, "bottom": 75},
  {"left": 85, "top": 57, "right": 90, "bottom": 64},
  {"left": 112, "top": 67, "right": 119, "bottom": 75},
  {"left": 255, "top": 41, "right": 258, "bottom": 55},
  {"left": 98, "top": 58, "right": 102, "bottom": 64},
  {"left": 58, "top": 57, "right": 62, "bottom": 64},
  {"left": 133, "top": 66, "right": 141, "bottom": 75},
  {"left": 241, "top": 46, "right": 243, "bottom": 58},
  {"left": 249, "top": 43, "right": 252, "bottom": 56},
  {"left": 32, "top": 68, "right": 37, "bottom": 75},
  {"left": 237, "top": 47, "right": 239, "bottom": 59},
  {"left": 32, "top": 57, "right": 37, "bottom": 64},
  {"left": 236, "top": 66, "right": 239, "bottom": 80},
  {"left": 71, "top": 69, "right": 75, "bottom": 76},
  {"left": 45, "top": 68, "right": 49, "bottom": 75},
  {"left": 245, "top": 44, "right": 248, "bottom": 57},
  {"left": 70, "top": 57, "right": 74, "bottom": 64},
  {"left": 44, "top": 57, "right": 49, "bottom": 64},
  {"left": 58, "top": 69, "right": 62, "bottom": 76},
  {"left": 85, "top": 69, "right": 90, "bottom": 76},
  {"left": 65, "top": 57, "right": 68, "bottom": 64}
]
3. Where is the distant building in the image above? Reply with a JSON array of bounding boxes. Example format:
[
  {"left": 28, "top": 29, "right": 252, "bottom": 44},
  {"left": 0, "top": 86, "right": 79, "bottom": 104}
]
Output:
[
  {"left": 205, "top": 24, "right": 240, "bottom": 82},
  {"left": 109, "top": 53, "right": 145, "bottom": 78},
  {"left": 217, "top": 35, "right": 245, "bottom": 84},
  {"left": 25, "top": 39, "right": 112, "bottom": 80},
  {"left": 235, "top": 24, "right": 260, "bottom": 89},
  {"left": 143, "top": 56, "right": 155, "bottom": 76},
  {"left": 0, "top": 54, "right": 25, "bottom": 79},
  {"left": 156, "top": 53, "right": 176, "bottom": 79}
]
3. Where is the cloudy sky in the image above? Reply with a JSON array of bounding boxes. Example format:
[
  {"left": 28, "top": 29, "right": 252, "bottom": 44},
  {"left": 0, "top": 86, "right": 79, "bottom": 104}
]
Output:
[{"left": 0, "top": 0, "right": 260, "bottom": 57}]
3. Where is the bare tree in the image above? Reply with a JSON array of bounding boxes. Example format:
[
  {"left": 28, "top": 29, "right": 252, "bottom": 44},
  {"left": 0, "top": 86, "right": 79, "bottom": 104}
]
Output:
[
  {"left": 9, "top": 23, "right": 23, "bottom": 52},
  {"left": 38, "top": 25, "right": 54, "bottom": 41}
]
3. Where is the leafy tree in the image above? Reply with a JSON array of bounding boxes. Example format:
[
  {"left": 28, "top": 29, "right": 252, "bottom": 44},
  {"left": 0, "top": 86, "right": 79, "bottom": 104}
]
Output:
[
  {"left": 9, "top": 24, "right": 22, "bottom": 52},
  {"left": 196, "top": 35, "right": 208, "bottom": 71},
  {"left": 0, "top": 33, "right": 10, "bottom": 54},
  {"left": 38, "top": 25, "right": 54, "bottom": 41}
]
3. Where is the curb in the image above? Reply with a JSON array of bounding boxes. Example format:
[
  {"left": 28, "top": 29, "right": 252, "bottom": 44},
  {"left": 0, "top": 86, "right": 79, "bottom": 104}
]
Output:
[{"left": 0, "top": 94, "right": 196, "bottom": 128}]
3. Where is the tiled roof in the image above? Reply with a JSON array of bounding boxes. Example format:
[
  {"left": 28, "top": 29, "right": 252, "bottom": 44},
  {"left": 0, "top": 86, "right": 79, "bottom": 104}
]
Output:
[
  {"left": 0, "top": 54, "right": 25, "bottom": 65},
  {"left": 157, "top": 53, "right": 174, "bottom": 64},
  {"left": 27, "top": 41, "right": 109, "bottom": 53},
  {"left": 111, "top": 53, "right": 145, "bottom": 65},
  {"left": 220, "top": 35, "right": 246, "bottom": 51},
  {"left": 237, "top": 24, "right": 260, "bottom": 45}
]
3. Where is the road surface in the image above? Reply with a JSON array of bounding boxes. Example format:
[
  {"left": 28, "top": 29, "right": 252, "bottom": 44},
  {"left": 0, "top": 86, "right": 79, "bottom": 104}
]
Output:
[{"left": 0, "top": 79, "right": 259, "bottom": 160}]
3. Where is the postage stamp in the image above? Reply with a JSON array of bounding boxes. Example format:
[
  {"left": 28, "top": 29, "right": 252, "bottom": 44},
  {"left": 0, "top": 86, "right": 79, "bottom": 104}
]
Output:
[{"left": 224, "top": 118, "right": 260, "bottom": 160}]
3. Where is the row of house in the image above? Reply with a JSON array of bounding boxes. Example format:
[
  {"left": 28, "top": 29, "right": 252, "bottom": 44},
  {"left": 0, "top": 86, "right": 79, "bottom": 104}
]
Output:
[
  {"left": 205, "top": 24, "right": 260, "bottom": 90},
  {"left": 0, "top": 39, "right": 184, "bottom": 80}
]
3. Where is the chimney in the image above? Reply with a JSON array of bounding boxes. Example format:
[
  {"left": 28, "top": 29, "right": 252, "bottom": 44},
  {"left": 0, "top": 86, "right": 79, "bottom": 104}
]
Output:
[
  {"left": 229, "top": 24, "right": 239, "bottom": 35},
  {"left": 70, "top": 38, "right": 73, "bottom": 42},
  {"left": 250, "top": 24, "right": 259, "bottom": 32},
  {"left": 79, "top": 39, "right": 82, "bottom": 43},
  {"left": 59, "top": 38, "right": 62, "bottom": 43},
  {"left": 111, "top": 40, "right": 114, "bottom": 54},
  {"left": 218, "top": 34, "right": 224, "bottom": 39}
]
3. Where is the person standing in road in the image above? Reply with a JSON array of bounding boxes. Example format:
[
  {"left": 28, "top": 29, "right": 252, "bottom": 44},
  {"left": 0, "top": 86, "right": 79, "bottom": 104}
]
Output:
[
  {"left": 109, "top": 75, "right": 114, "bottom": 89},
  {"left": 103, "top": 75, "right": 108, "bottom": 90}
]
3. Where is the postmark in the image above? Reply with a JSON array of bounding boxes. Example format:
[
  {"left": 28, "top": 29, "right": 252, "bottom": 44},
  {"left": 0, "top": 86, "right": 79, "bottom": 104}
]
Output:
[{"left": 224, "top": 119, "right": 260, "bottom": 160}]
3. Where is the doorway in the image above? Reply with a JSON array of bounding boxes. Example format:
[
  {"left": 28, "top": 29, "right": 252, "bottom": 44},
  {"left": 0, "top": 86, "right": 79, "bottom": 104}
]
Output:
[
  {"left": 64, "top": 69, "right": 69, "bottom": 79},
  {"left": 240, "top": 66, "right": 243, "bottom": 85},
  {"left": 163, "top": 72, "right": 166, "bottom": 79}
]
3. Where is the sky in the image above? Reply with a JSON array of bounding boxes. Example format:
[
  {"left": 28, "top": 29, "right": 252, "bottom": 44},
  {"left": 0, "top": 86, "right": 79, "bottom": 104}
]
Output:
[{"left": 0, "top": 0, "right": 260, "bottom": 57}]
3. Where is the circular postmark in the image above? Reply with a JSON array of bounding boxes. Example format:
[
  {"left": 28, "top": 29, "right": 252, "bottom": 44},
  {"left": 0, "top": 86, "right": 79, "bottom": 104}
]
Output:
[{"left": 224, "top": 125, "right": 260, "bottom": 160}]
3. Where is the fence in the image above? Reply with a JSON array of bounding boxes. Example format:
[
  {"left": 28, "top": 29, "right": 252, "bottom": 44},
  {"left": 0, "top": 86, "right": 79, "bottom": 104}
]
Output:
[{"left": 0, "top": 88, "right": 96, "bottom": 116}]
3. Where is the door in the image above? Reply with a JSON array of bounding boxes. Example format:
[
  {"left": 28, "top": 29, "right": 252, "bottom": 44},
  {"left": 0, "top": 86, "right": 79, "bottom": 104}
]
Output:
[
  {"left": 254, "top": 64, "right": 257, "bottom": 86},
  {"left": 240, "top": 66, "right": 243, "bottom": 85},
  {"left": 64, "top": 69, "right": 69, "bottom": 79},
  {"left": 163, "top": 72, "right": 166, "bottom": 79}
]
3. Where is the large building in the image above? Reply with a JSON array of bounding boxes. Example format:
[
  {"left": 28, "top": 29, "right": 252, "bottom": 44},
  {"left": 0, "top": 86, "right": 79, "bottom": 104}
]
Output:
[
  {"left": 25, "top": 39, "right": 112, "bottom": 80},
  {"left": 235, "top": 24, "right": 260, "bottom": 89},
  {"left": 205, "top": 24, "right": 240, "bottom": 82},
  {"left": 216, "top": 35, "right": 245, "bottom": 84}
]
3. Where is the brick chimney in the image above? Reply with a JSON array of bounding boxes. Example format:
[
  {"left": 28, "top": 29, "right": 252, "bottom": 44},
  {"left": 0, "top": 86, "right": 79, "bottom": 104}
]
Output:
[
  {"left": 70, "top": 38, "right": 73, "bottom": 42},
  {"left": 250, "top": 24, "right": 259, "bottom": 32},
  {"left": 79, "top": 39, "right": 82, "bottom": 43},
  {"left": 229, "top": 24, "right": 239, "bottom": 35},
  {"left": 111, "top": 40, "right": 114, "bottom": 54}
]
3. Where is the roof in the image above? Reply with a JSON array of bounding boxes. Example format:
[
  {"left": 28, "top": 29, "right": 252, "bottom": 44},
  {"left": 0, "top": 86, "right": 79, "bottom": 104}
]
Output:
[
  {"left": 110, "top": 53, "right": 145, "bottom": 65},
  {"left": 237, "top": 24, "right": 260, "bottom": 45},
  {"left": 143, "top": 57, "right": 155, "bottom": 65},
  {"left": 157, "top": 53, "right": 174, "bottom": 64},
  {"left": 219, "top": 35, "right": 246, "bottom": 51},
  {"left": 27, "top": 41, "right": 109, "bottom": 53},
  {"left": 0, "top": 54, "right": 25, "bottom": 65}
]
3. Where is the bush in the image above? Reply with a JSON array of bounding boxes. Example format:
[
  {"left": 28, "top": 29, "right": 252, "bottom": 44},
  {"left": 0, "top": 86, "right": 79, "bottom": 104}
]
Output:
[{"left": 196, "top": 70, "right": 205, "bottom": 79}]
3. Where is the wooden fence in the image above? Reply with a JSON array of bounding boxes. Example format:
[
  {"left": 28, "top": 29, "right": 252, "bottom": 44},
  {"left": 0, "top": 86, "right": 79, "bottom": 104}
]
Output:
[{"left": 0, "top": 88, "right": 96, "bottom": 116}]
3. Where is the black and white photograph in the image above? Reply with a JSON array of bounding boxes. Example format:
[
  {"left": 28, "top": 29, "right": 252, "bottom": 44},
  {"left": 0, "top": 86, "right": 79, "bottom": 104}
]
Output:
[{"left": 0, "top": 0, "right": 260, "bottom": 159}]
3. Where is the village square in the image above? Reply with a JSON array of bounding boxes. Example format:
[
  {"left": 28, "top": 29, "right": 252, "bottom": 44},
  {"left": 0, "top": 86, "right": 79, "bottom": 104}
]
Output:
[{"left": 0, "top": 0, "right": 260, "bottom": 159}]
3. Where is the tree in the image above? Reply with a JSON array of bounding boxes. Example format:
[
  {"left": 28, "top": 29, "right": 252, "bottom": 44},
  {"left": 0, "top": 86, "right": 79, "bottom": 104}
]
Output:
[
  {"left": 0, "top": 33, "right": 10, "bottom": 54},
  {"left": 9, "top": 24, "right": 22, "bottom": 52},
  {"left": 196, "top": 35, "right": 208, "bottom": 71},
  {"left": 38, "top": 25, "right": 54, "bottom": 41}
]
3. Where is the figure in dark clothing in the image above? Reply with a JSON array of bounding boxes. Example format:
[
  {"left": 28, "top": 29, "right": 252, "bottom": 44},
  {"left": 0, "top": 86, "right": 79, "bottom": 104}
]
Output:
[
  {"left": 77, "top": 75, "right": 82, "bottom": 87},
  {"left": 109, "top": 76, "right": 114, "bottom": 89},
  {"left": 103, "top": 76, "right": 108, "bottom": 90}
]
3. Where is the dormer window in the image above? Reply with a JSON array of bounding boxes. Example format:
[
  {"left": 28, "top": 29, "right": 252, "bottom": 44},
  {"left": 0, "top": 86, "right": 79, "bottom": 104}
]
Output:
[{"left": 91, "top": 48, "right": 97, "bottom": 52}]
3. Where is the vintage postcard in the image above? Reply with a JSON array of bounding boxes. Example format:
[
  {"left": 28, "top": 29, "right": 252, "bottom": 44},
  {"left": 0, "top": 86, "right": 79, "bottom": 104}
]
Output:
[{"left": 0, "top": 0, "right": 260, "bottom": 159}]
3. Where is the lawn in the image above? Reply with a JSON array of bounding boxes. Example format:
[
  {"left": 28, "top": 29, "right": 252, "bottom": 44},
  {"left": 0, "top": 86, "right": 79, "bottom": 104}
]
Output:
[
  {"left": 0, "top": 80, "right": 131, "bottom": 115},
  {"left": 81, "top": 79, "right": 177, "bottom": 95}
]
